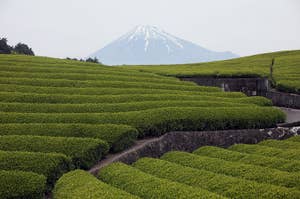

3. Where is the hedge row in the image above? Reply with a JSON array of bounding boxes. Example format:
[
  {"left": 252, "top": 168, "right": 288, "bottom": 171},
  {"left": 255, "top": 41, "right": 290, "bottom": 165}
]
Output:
[
  {"left": 258, "top": 139, "right": 300, "bottom": 150},
  {"left": 0, "top": 123, "right": 138, "bottom": 152},
  {"left": 99, "top": 162, "right": 224, "bottom": 199},
  {"left": 0, "top": 170, "right": 46, "bottom": 199},
  {"left": 0, "top": 150, "right": 72, "bottom": 188},
  {"left": 0, "top": 77, "right": 220, "bottom": 92},
  {"left": 0, "top": 135, "right": 109, "bottom": 169},
  {"left": 0, "top": 83, "right": 227, "bottom": 96},
  {"left": 286, "top": 136, "right": 300, "bottom": 142},
  {"left": 0, "top": 101, "right": 256, "bottom": 113},
  {"left": 161, "top": 151, "right": 300, "bottom": 189},
  {"left": 194, "top": 146, "right": 300, "bottom": 172},
  {"left": 53, "top": 170, "right": 139, "bottom": 199},
  {"left": 0, "top": 92, "right": 268, "bottom": 105},
  {"left": 0, "top": 107, "right": 285, "bottom": 137},
  {"left": 133, "top": 157, "right": 300, "bottom": 199},
  {"left": 229, "top": 144, "right": 300, "bottom": 161},
  {"left": 0, "top": 70, "right": 191, "bottom": 86}
]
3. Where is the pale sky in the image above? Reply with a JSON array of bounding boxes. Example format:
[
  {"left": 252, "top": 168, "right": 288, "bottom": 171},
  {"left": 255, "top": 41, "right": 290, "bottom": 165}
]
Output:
[{"left": 1, "top": 0, "right": 299, "bottom": 58}]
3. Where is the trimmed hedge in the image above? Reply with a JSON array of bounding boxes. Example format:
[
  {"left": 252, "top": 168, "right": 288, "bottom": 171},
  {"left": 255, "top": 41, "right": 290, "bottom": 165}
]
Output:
[
  {"left": 0, "top": 83, "right": 230, "bottom": 96},
  {"left": 0, "top": 107, "right": 285, "bottom": 137},
  {"left": 99, "top": 162, "right": 224, "bottom": 199},
  {"left": 0, "top": 92, "right": 271, "bottom": 106},
  {"left": 0, "top": 101, "right": 257, "bottom": 113},
  {"left": 53, "top": 170, "right": 139, "bottom": 199},
  {"left": 194, "top": 146, "right": 300, "bottom": 172},
  {"left": 258, "top": 139, "right": 300, "bottom": 150},
  {"left": 0, "top": 77, "right": 220, "bottom": 92},
  {"left": 133, "top": 157, "right": 300, "bottom": 199},
  {"left": 0, "top": 170, "right": 46, "bottom": 199},
  {"left": 229, "top": 144, "right": 300, "bottom": 161},
  {"left": 0, "top": 150, "right": 72, "bottom": 188},
  {"left": 161, "top": 151, "right": 300, "bottom": 189},
  {"left": 0, "top": 135, "right": 109, "bottom": 169},
  {"left": 0, "top": 123, "right": 138, "bottom": 152}
]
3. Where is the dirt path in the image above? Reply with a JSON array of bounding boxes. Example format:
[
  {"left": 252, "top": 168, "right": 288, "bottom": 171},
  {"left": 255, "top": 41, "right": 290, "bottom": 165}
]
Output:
[{"left": 280, "top": 107, "right": 300, "bottom": 123}]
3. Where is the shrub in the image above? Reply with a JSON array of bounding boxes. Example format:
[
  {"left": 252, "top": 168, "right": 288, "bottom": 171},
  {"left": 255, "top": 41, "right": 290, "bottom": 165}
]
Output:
[
  {"left": 161, "top": 151, "right": 300, "bottom": 189},
  {"left": 0, "top": 150, "right": 72, "bottom": 189},
  {"left": 53, "top": 170, "right": 139, "bottom": 199},
  {"left": 0, "top": 135, "right": 109, "bottom": 169},
  {"left": 229, "top": 144, "right": 300, "bottom": 160},
  {"left": 99, "top": 162, "right": 224, "bottom": 199},
  {"left": 0, "top": 123, "right": 138, "bottom": 152},
  {"left": 258, "top": 139, "right": 300, "bottom": 150},
  {"left": 194, "top": 146, "right": 300, "bottom": 172},
  {"left": 286, "top": 136, "right": 300, "bottom": 142},
  {"left": 133, "top": 157, "right": 300, "bottom": 199},
  {"left": 0, "top": 170, "right": 46, "bottom": 199},
  {"left": 0, "top": 107, "right": 285, "bottom": 137}
]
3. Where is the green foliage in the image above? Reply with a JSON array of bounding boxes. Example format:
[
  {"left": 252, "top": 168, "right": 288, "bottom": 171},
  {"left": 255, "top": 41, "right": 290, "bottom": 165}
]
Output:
[
  {"left": 133, "top": 157, "right": 300, "bottom": 199},
  {"left": 13, "top": 43, "right": 34, "bottom": 56},
  {"left": 0, "top": 123, "right": 138, "bottom": 152},
  {"left": 0, "top": 38, "right": 11, "bottom": 54},
  {"left": 0, "top": 150, "right": 72, "bottom": 188},
  {"left": 286, "top": 136, "right": 300, "bottom": 142},
  {"left": 0, "top": 107, "right": 285, "bottom": 137},
  {"left": 258, "top": 139, "right": 300, "bottom": 150},
  {"left": 161, "top": 151, "right": 300, "bottom": 189},
  {"left": 99, "top": 162, "right": 224, "bottom": 199},
  {"left": 122, "top": 50, "right": 300, "bottom": 94},
  {"left": 229, "top": 144, "right": 300, "bottom": 160},
  {"left": 0, "top": 170, "right": 46, "bottom": 199},
  {"left": 0, "top": 135, "right": 109, "bottom": 169},
  {"left": 194, "top": 146, "right": 300, "bottom": 172},
  {"left": 53, "top": 170, "right": 139, "bottom": 199}
]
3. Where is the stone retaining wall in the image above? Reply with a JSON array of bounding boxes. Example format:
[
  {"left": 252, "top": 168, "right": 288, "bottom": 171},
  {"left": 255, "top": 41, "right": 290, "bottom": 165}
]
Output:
[{"left": 89, "top": 127, "right": 299, "bottom": 175}]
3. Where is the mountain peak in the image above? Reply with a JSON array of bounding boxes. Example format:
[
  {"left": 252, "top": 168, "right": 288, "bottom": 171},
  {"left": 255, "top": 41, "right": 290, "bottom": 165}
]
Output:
[{"left": 90, "top": 26, "right": 238, "bottom": 65}]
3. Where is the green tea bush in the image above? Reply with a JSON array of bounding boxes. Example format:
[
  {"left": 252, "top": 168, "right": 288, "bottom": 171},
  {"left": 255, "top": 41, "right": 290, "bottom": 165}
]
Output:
[
  {"left": 0, "top": 92, "right": 270, "bottom": 105},
  {"left": 134, "top": 157, "right": 300, "bottom": 199},
  {"left": 0, "top": 107, "right": 285, "bottom": 137},
  {"left": 258, "top": 139, "right": 300, "bottom": 150},
  {"left": 0, "top": 123, "right": 138, "bottom": 152},
  {"left": 53, "top": 170, "right": 139, "bottom": 199},
  {"left": 0, "top": 135, "right": 109, "bottom": 169},
  {"left": 0, "top": 170, "right": 46, "bottom": 199},
  {"left": 194, "top": 146, "right": 300, "bottom": 172},
  {"left": 99, "top": 162, "right": 224, "bottom": 199},
  {"left": 286, "top": 136, "right": 300, "bottom": 142},
  {"left": 0, "top": 150, "right": 72, "bottom": 188},
  {"left": 0, "top": 77, "right": 220, "bottom": 92},
  {"left": 161, "top": 151, "right": 300, "bottom": 189},
  {"left": 0, "top": 101, "right": 256, "bottom": 113},
  {"left": 229, "top": 144, "right": 300, "bottom": 160}
]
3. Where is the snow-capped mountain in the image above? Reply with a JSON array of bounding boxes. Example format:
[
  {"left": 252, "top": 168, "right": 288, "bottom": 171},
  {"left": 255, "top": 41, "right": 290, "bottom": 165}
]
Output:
[{"left": 90, "top": 25, "right": 238, "bottom": 65}]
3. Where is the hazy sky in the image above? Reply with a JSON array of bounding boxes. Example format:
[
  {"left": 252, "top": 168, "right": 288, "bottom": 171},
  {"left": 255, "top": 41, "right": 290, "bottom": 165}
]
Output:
[{"left": 1, "top": 0, "right": 299, "bottom": 58}]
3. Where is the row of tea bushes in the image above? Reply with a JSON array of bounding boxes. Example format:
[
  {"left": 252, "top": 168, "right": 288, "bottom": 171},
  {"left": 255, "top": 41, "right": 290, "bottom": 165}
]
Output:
[
  {"left": 0, "top": 151, "right": 72, "bottom": 188},
  {"left": 133, "top": 157, "right": 299, "bottom": 198},
  {"left": 161, "top": 151, "right": 300, "bottom": 189},
  {"left": 0, "top": 135, "right": 108, "bottom": 169},
  {"left": 0, "top": 123, "right": 138, "bottom": 152},
  {"left": 0, "top": 107, "right": 285, "bottom": 136},
  {"left": 0, "top": 170, "right": 46, "bottom": 199},
  {"left": 194, "top": 146, "right": 300, "bottom": 172}
]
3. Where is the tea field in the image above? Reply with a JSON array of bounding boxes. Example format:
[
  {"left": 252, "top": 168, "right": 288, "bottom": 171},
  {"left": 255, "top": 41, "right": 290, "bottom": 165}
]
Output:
[
  {"left": 0, "top": 54, "right": 285, "bottom": 198},
  {"left": 122, "top": 50, "right": 300, "bottom": 94},
  {"left": 54, "top": 136, "right": 300, "bottom": 198}
]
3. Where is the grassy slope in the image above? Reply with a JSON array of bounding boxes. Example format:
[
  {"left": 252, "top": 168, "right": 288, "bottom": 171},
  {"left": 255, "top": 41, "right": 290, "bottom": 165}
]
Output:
[{"left": 121, "top": 50, "right": 300, "bottom": 93}]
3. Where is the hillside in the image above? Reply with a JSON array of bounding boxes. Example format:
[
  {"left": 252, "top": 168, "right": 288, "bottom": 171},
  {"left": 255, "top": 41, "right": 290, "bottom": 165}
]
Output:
[
  {"left": 0, "top": 54, "right": 285, "bottom": 198},
  {"left": 122, "top": 50, "right": 300, "bottom": 94},
  {"left": 55, "top": 137, "right": 300, "bottom": 198}
]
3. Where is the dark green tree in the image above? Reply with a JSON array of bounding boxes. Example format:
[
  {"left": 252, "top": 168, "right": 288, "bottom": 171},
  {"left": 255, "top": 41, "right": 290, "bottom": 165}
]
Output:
[
  {"left": 0, "top": 38, "right": 12, "bottom": 54},
  {"left": 85, "top": 57, "right": 99, "bottom": 63},
  {"left": 13, "top": 43, "right": 35, "bottom": 55}
]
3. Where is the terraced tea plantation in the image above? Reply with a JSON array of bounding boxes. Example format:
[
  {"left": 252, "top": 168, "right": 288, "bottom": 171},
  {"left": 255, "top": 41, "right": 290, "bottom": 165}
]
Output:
[
  {"left": 0, "top": 54, "right": 285, "bottom": 198},
  {"left": 123, "top": 50, "right": 300, "bottom": 94},
  {"left": 54, "top": 136, "right": 300, "bottom": 199}
]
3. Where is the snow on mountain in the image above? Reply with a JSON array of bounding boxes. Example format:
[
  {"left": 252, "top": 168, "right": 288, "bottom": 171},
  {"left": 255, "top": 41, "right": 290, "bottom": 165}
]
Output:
[{"left": 89, "top": 25, "right": 238, "bottom": 65}]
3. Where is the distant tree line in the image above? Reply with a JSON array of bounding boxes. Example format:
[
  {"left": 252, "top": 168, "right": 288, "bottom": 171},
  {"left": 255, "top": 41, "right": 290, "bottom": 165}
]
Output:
[
  {"left": 0, "top": 38, "right": 34, "bottom": 55},
  {"left": 66, "top": 57, "right": 101, "bottom": 64}
]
